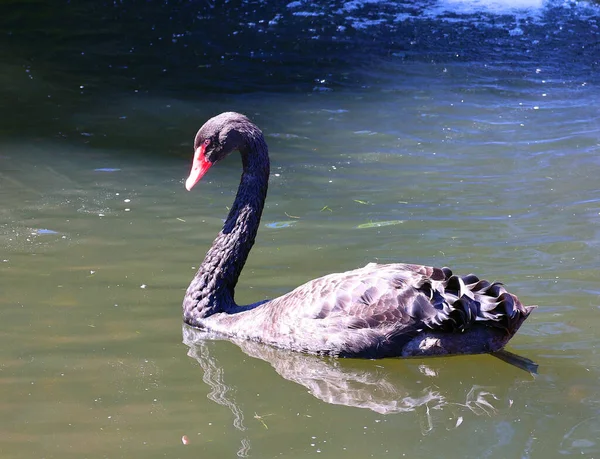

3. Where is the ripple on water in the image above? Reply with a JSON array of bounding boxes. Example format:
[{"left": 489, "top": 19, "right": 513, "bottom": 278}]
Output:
[
  {"left": 560, "top": 416, "right": 600, "bottom": 456},
  {"left": 524, "top": 322, "right": 580, "bottom": 337}
]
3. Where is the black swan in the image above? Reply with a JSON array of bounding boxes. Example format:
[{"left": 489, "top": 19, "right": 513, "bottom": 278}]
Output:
[{"left": 182, "top": 112, "right": 534, "bottom": 358}]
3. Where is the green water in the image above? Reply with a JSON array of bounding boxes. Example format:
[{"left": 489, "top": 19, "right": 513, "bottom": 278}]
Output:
[{"left": 2, "top": 1, "right": 600, "bottom": 458}]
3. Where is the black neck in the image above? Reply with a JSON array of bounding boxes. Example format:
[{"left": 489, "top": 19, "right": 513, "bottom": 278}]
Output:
[{"left": 184, "top": 134, "right": 270, "bottom": 321}]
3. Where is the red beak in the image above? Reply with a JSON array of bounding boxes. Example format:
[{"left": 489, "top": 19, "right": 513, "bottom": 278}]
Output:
[{"left": 185, "top": 145, "right": 212, "bottom": 191}]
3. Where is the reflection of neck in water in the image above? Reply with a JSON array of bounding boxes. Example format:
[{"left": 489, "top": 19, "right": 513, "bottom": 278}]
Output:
[
  {"left": 183, "top": 325, "right": 536, "bottom": 435},
  {"left": 185, "top": 333, "right": 251, "bottom": 457}
]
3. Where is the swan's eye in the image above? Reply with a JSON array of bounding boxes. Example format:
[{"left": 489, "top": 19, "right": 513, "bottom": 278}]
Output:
[{"left": 203, "top": 139, "right": 210, "bottom": 147}]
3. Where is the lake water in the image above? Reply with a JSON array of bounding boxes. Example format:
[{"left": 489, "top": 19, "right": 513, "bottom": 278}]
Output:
[{"left": 1, "top": 0, "right": 600, "bottom": 457}]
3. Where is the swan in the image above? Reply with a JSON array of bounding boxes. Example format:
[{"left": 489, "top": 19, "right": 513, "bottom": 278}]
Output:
[{"left": 182, "top": 112, "right": 534, "bottom": 358}]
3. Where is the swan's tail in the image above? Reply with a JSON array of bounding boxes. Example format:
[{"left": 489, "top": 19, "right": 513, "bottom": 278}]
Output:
[
  {"left": 436, "top": 267, "right": 536, "bottom": 336},
  {"left": 398, "top": 265, "right": 536, "bottom": 358}
]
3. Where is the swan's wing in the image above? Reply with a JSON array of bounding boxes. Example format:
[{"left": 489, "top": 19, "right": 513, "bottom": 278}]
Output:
[
  {"left": 257, "top": 263, "right": 533, "bottom": 357},
  {"left": 276, "top": 262, "right": 533, "bottom": 335}
]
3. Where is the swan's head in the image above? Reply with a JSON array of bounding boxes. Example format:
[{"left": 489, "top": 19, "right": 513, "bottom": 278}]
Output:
[{"left": 185, "top": 112, "right": 255, "bottom": 191}]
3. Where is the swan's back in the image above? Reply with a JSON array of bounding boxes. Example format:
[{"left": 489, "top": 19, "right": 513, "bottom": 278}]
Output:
[{"left": 196, "top": 263, "right": 534, "bottom": 358}]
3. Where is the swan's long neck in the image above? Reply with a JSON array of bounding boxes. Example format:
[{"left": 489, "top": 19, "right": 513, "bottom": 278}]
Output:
[{"left": 184, "top": 133, "right": 270, "bottom": 322}]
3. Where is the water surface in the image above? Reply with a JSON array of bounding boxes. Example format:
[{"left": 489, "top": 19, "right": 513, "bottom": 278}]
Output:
[{"left": 1, "top": 0, "right": 600, "bottom": 457}]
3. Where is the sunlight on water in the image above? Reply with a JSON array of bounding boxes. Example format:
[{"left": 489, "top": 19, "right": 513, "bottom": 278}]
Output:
[{"left": 434, "top": 0, "right": 544, "bottom": 15}]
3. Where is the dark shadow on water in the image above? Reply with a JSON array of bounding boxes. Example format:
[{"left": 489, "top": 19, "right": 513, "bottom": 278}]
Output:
[
  {"left": 492, "top": 349, "right": 539, "bottom": 374},
  {"left": 2, "top": 0, "right": 599, "bottom": 137}
]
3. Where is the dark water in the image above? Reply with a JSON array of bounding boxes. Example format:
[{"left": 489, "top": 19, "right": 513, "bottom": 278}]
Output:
[{"left": 1, "top": 1, "right": 600, "bottom": 457}]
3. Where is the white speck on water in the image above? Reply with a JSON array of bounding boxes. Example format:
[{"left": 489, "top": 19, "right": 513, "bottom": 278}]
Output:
[
  {"left": 125, "top": 208, "right": 131, "bottom": 212},
  {"left": 140, "top": 284, "right": 147, "bottom": 289},
  {"left": 124, "top": 199, "right": 131, "bottom": 203}
]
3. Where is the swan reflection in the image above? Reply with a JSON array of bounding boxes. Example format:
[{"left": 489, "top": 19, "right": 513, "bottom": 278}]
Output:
[{"left": 183, "top": 324, "right": 535, "bottom": 439}]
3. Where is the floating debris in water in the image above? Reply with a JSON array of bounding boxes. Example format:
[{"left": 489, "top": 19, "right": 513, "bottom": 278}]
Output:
[
  {"left": 353, "top": 130, "right": 378, "bottom": 135},
  {"left": 356, "top": 220, "right": 404, "bottom": 229},
  {"left": 94, "top": 168, "right": 121, "bottom": 172},
  {"left": 35, "top": 229, "right": 60, "bottom": 235},
  {"left": 265, "top": 221, "right": 297, "bottom": 229}
]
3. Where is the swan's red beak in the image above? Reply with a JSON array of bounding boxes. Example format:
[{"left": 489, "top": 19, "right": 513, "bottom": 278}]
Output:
[{"left": 185, "top": 146, "right": 212, "bottom": 191}]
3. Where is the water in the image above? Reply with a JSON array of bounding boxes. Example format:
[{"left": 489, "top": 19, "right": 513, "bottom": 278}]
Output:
[{"left": 1, "top": 0, "right": 600, "bottom": 457}]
